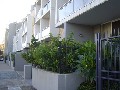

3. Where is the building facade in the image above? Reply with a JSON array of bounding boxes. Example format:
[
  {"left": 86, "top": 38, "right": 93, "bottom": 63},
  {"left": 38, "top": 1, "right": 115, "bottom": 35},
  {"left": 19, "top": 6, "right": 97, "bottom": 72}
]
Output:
[
  {"left": 33, "top": 0, "right": 60, "bottom": 41},
  {"left": 55, "top": 0, "right": 120, "bottom": 41}
]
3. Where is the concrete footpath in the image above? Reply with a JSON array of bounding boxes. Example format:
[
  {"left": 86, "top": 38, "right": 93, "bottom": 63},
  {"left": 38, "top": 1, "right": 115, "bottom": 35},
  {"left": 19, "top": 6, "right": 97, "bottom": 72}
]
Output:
[
  {"left": 0, "top": 61, "right": 36, "bottom": 90},
  {"left": 0, "top": 61, "right": 13, "bottom": 71}
]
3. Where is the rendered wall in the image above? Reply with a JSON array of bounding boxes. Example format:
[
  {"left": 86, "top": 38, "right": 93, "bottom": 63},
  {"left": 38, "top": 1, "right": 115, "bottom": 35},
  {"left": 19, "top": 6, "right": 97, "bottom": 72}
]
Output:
[
  {"left": 14, "top": 52, "right": 28, "bottom": 71},
  {"left": 64, "top": 23, "right": 94, "bottom": 42},
  {"left": 32, "top": 67, "right": 84, "bottom": 90}
]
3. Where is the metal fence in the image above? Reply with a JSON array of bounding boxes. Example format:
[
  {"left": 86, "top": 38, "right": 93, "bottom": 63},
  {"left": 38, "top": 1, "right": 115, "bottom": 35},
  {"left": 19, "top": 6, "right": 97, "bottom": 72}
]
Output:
[{"left": 96, "top": 33, "right": 120, "bottom": 90}]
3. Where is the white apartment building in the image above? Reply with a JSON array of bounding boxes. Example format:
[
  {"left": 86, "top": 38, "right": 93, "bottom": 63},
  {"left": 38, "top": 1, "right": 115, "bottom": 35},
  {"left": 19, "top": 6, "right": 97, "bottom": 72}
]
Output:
[
  {"left": 13, "top": 14, "right": 33, "bottom": 52},
  {"left": 55, "top": 0, "right": 120, "bottom": 41},
  {"left": 33, "top": 0, "right": 59, "bottom": 41},
  {"left": 22, "top": 15, "right": 33, "bottom": 49}
]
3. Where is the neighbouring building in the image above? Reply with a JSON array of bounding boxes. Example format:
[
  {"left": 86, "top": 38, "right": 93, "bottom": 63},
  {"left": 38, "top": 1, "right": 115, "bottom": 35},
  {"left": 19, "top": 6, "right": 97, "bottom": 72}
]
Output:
[
  {"left": 4, "top": 22, "right": 22, "bottom": 62},
  {"left": 33, "top": 0, "right": 59, "bottom": 41},
  {"left": 12, "top": 14, "right": 33, "bottom": 71}
]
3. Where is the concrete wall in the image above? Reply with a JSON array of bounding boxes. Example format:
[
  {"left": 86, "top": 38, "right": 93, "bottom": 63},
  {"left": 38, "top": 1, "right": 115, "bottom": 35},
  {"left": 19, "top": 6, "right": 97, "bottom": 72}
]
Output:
[
  {"left": 27, "top": 15, "right": 33, "bottom": 45},
  {"left": 50, "top": 0, "right": 59, "bottom": 37},
  {"left": 32, "top": 67, "right": 84, "bottom": 90},
  {"left": 63, "top": 23, "right": 94, "bottom": 42},
  {"left": 16, "top": 27, "right": 23, "bottom": 51},
  {"left": 14, "top": 52, "right": 28, "bottom": 71}
]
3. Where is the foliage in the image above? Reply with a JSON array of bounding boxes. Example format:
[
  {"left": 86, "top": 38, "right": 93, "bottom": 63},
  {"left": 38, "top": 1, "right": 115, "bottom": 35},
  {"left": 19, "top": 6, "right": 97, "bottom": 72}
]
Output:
[
  {"left": 22, "top": 33, "right": 82, "bottom": 73},
  {"left": 76, "top": 41, "right": 96, "bottom": 82},
  {"left": 21, "top": 35, "right": 40, "bottom": 63},
  {"left": 11, "top": 53, "right": 15, "bottom": 61},
  {"left": 33, "top": 33, "right": 81, "bottom": 73},
  {"left": 77, "top": 80, "right": 96, "bottom": 90}
]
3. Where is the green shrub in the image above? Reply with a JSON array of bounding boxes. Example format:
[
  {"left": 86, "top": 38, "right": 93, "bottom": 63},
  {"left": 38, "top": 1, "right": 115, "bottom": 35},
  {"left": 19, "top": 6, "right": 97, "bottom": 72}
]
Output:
[
  {"left": 33, "top": 33, "right": 81, "bottom": 73},
  {"left": 22, "top": 33, "right": 82, "bottom": 73},
  {"left": 76, "top": 41, "right": 96, "bottom": 81},
  {"left": 21, "top": 35, "right": 40, "bottom": 64},
  {"left": 77, "top": 80, "right": 96, "bottom": 90},
  {"left": 76, "top": 41, "right": 96, "bottom": 89},
  {"left": 11, "top": 53, "right": 15, "bottom": 61}
]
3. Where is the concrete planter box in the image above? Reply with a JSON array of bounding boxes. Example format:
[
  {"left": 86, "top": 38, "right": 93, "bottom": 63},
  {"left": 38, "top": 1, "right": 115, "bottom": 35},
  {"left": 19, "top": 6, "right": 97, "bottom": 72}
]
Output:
[
  {"left": 10, "top": 61, "right": 14, "bottom": 69},
  {"left": 32, "top": 67, "right": 84, "bottom": 90}
]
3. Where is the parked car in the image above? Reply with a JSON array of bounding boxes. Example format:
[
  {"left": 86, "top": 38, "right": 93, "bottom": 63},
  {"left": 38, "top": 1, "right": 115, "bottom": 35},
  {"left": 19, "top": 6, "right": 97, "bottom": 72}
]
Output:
[{"left": 0, "top": 58, "right": 3, "bottom": 61}]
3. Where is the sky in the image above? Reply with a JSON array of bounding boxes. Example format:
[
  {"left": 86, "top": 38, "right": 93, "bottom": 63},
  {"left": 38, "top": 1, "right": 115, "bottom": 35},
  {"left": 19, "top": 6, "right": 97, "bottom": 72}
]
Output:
[{"left": 0, "top": 0, "right": 35, "bottom": 44}]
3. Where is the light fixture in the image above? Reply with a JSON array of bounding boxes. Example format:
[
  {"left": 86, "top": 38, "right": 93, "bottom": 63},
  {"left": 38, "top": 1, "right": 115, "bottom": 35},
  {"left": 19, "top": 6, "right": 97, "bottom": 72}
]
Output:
[{"left": 79, "top": 34, "right": 83, "bottom": 37}]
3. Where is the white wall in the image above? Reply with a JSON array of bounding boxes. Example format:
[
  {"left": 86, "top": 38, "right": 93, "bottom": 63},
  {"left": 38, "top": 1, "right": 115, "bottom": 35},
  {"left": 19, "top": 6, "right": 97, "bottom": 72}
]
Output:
[
  {"left": 64, "top": 23, "right": 94, "bottom": 42},
  {"left": 13, "top": 36, "right": 17, "bottom": 52},
  {"left": 32, "top": 68, "right": 84, "bottom": 90}
]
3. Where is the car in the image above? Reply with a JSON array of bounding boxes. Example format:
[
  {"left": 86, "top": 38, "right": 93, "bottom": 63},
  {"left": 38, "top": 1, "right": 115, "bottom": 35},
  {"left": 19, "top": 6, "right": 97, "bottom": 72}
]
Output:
[{"left": 0, "top": 58, "right": 3, "bottom": 61}]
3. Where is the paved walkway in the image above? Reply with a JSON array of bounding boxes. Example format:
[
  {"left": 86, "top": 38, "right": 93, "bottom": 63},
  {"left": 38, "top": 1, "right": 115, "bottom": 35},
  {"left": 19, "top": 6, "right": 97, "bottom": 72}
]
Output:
[
  {"left": 0, "top": 61, "right": 36, "bottom": 90},
  {"left": 0, "top": 61, "right": 13, "bottom": 71}
]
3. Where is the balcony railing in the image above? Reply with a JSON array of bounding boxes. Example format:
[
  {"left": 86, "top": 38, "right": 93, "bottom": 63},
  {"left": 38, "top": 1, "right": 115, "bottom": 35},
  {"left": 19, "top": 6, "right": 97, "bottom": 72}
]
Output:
[
  {"left": 35, "top": 33, "right": 39, "bottom": 39},
  {"left": 58, "top": 0, "right": 94, "bottom": 21},
  {"left": 42, "top": 27, "right": 50, "bottom": 38},
  {"left": 36, "top": 9, "right": 43, "bottom": 22},
  {"left": 42, "top": 1, "right": 50, "bottom": 15}
]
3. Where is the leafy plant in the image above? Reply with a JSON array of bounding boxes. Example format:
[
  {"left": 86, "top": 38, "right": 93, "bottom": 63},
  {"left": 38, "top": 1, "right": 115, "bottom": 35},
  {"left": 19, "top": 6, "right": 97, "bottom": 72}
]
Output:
[
  {"left": 76, "top": 41, "right": 96, "bottom": 90},
  {"left": 77, "top": 80, "right": 96, "bottom": 90},
  {"left": 33, "top": 33, "right": 81, "bottom": 73},
  {"left": 11, "top": 53, "right": 15, "bottom": 61},
  {"left": 11, "top": 53, "right": 15, "bottom": 67},
  {"left": 21, "top": 35, "right": 40, "bottom": 64},
  {"left": 77, "top": 41, "right": 96, "bottom": 81}
]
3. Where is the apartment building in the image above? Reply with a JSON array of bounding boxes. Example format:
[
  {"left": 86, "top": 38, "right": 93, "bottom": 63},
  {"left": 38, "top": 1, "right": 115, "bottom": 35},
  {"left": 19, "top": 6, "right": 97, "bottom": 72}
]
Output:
[
  {"left": 55, "top": 0, "right": 120, "bottom": 41},
  {"left": 33, "top": 0, "right": 59, "bottom": 41},
  {"left": 22, "top": 15, "right": 33, "bottom": 49},
  {"left": 4, "top": 22, "right": 22, "bottom": 56},
  {"left": 12, "top": 14, "right": 33, "bottom": 71}
]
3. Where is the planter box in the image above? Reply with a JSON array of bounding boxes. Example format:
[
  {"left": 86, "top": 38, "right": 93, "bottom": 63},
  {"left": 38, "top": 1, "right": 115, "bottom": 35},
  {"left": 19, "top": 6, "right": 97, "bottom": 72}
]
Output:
[
  {"left": 10, "top": 61, "right": 14, "bottom": 69},
  {"left": 32, "top": 67, "right": 84, "bottom": 90},
  {"left": 24, "top": 65, "right": 32, "bottom": 79}
]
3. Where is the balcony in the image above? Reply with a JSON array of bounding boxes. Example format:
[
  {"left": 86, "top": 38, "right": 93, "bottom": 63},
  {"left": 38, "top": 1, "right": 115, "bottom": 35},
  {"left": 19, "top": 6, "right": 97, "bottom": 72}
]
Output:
[
  {"left": 35, "top": 9, "right": 43, "bottom": 23},
  {"left": 42, "top": 1, "right": 50, "bottom": 16},
  {"left": 35, "top": 33, "right": 39, "bottom": 39},
  {"left": 57, "top": 0, "right": 120, "bottom": 26},
  {"left": 58, "top": 0, "right": 94, "bottom": 21},
  {"left": 42, "top": 27, "right": 50, "bottom": 38}
]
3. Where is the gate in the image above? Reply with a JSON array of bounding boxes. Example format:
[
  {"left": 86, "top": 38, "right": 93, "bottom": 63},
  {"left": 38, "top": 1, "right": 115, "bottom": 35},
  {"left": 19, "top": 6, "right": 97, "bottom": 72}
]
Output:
[{"left": 96, "top": 33, "right": 120, "bottom": 90}]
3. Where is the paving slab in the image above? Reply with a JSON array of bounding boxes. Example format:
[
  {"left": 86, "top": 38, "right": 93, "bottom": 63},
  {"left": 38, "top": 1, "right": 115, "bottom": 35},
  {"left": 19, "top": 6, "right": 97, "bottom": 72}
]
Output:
[
  {"left": 0, "top": 61, "right": 13, "bottom": 71},
  {"left": 0, "top": 61, "right": 36, "bottom": 90}
]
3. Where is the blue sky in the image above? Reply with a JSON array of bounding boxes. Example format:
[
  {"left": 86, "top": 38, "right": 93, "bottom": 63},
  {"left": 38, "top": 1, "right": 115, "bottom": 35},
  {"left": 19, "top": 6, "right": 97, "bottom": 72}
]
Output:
[{"left": 0, "top": 0, "right": 35, "bottom": 44}]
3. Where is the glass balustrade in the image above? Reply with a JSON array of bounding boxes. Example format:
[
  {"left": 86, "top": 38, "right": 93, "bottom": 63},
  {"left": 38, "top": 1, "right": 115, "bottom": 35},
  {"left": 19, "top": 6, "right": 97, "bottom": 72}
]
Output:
[
  {"left": 65, "top": 0, "right": 74, "bottom": 17},
  {"left": 83, "top": 0, "right": 93, "bottom": 6},
  {"left": 58, "top": 0, "right": 94, "bottom": 22},
  {"left": 59, "top": 7, "right": 65, "bottom": 21},
  {"left": 42, "top": 27, "right": 50, "bottom": 38},
  {"left": 43, "top": 1, "right": 50, "bottom": 15},
  {"left": 74, "top": 0, "right": 84, "bottom": 11},
  {"left": 35, "top": 33, "right": 39, "bottom": 39}
]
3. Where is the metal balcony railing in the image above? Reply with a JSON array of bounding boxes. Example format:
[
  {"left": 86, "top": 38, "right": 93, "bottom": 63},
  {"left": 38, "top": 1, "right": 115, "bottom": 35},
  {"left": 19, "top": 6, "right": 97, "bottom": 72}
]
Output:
[{"left": 58, "top": 0, "right": 94, "bottom": 21}]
